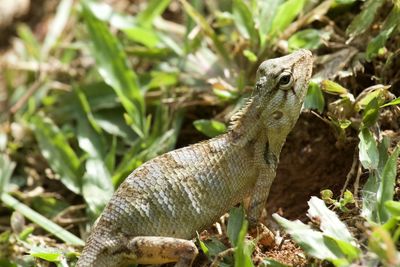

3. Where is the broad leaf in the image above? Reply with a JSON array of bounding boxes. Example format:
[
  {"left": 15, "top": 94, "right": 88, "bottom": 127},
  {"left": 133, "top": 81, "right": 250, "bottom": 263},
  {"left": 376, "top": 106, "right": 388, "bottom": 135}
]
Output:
[
  {"left": 193, "top": 119, "right": 227, "bottom": 138},
  {"left": 30, "top": 115, "right": 81, "bottom": 194},
  {"left": 81, "top": 2, "right": 146, "bottom": 137}
]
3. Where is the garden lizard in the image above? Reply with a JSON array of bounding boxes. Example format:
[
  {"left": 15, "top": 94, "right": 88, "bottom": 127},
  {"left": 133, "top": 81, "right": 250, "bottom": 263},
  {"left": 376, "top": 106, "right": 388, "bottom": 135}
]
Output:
[{"left": 77, "top": 49, "right": 313, "bottom": 267}]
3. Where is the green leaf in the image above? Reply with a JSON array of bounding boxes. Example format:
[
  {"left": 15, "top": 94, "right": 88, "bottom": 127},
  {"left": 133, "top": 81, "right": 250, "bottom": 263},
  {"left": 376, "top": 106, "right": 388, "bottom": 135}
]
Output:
[
  {"left": 75, "top": 86, "right": 106, "bottom": 159},
  {"left": 358, "top": 128, "right": 379, "bottom": 170},
  {"left": 81, "top": 2, "right": 146, "bottom": 137},
  {"left": 342, "top": 190, "right": 355, "bottom": 206},
  {"left": 136, "top": 0, "right": 171, "bottom": 28},
  {"left": 377, "top": 145, "right": 400, "bottom": 223},
  {"left": 122, "top": 27, "right": 160, "bottom": 48},
  {"left": 233, "top": 0, "right": 258, "bottom": 43},
  {"left": 234, "top": 220, "right": 254, "bottom": 267},
  {"left": 146, "top": 71, "right": 179, "bottom": 90},
  {"left": 193, "top": 119, "right": 227, "bottom": 138},
  {"left": 321, "top": 189, "right": 334, "bottom": 204},
  {"left": 16, "top": 24, "right": 41, "bottom": 60},
  {"left": 30, "top": 247, "right": 63, "bottom": 262},
  {"left": 31, "top": 196, "right": 68, "bottom": 219},
  {"left": 41, "top": 0, "right": 73, "bottom": 58},
  {"left": 19, "top": 226, "right": 34, "bottom": 241},
  {"left": 0, "top": 259, "right": 17, "bottom": 267},
  {"left": 381, "top": 97, "right": 400, "bottom": 107},
  {"left": 30, "top": 115, "right": 81, "bottom": 194},
  {"left": 362, "top": 97, "right": 379, "bottom": 128},
  {"left": 366, "top": 5, "right": 400, "bottom": 61},
  {"left": 196, "top": 232, "right": 209, "bottom": 257},
  {"left": 308, "top": 197, "right": 355, "bottom": 244},
  {"left": 269, "top": 0, "right": 306, "bottom": 38},
  {"left": 303, "top": 81, "right": 325, "bottom": 113},
  {"left": 355, "top": 86, "right": 389, "bottom": 111},
  {"left": 361, "top": 172, "right": 379, "bottom": 221},
  {"left": 320, "top": 80, "right": 348, "bottom": 95},
  {"left": 257, "top": 0, "right": 284, "bottom": 46},
  {"left": 181, "top": 0, "right": 231, "bottom": 65},
  {"left": 288, "top": 29, "right": 323, "bottom": 51},
  {"left": 262, "top": 258, "right": 290, "bottom": 267},
  {"left": 0, "top": 154, "right": 16, "bottom": 195},
  {"left": 1, "top": 194, "right": 84, "bottom": 245},
  {"left": 274, "top": 199, "right": 360, "bottom": 266},
  {"left": 227, "top": 206, "right": 245, "bottom": 246},
  {"left": 385, "top": 201, "right": 400, "bottom": 217},
  {"left": 346, "top": 0, "right": 385, "bottom": 39},
  {"left": 203, "top": 237, "right": 229, "bottom": 258},
  {"left": 331, "top": 237, "right": 360, "bottom": 261},
  {"left": 93, "top": 108, "right": 137, "bottom": 142},
  {"left": 273, "top": 214, "right": 338, "bottom": 260},
  {"left": 82, "top": 158, "right": 114, "bottom": 217},
  {"left": 105, "top": 136, "right": 117, "bottom": 173},
  {"left": 368, "top": 226, "right": 400, "bottom": 266},
  {"left": 243, "top": 50, "right": 257, "bottom": 62}
]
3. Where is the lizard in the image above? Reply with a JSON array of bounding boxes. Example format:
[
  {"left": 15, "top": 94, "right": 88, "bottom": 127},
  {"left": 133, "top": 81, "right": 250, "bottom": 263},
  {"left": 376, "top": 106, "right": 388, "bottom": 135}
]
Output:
[{"left": 77, "top": 49, "right": 313, "bottom": 267}]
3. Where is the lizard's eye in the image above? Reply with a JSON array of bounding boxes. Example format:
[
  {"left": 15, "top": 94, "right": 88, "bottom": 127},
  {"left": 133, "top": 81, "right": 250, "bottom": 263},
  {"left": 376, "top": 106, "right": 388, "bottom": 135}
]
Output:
[{"left": 277, "top": 71, "right": 293, "bottom": 90}]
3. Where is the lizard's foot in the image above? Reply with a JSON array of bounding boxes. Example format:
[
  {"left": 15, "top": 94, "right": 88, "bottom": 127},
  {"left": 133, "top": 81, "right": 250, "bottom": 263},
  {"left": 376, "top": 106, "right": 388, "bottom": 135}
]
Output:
[
  {"left": 127, "top": 236, "right": 198, "bottom": 267},
  {"left": 249, "top": 222, "right": 275, "bottom": 248}
]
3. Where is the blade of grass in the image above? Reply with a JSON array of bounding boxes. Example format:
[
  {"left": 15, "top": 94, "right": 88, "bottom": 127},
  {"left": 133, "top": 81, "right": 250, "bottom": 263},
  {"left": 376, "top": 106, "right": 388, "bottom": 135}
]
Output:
[
  {"left": 75, "top": 86, "right": 106, "bottom": 159},
  {"left": 0, "top": 155, "right": 16, "bottom": 196},
  {"left": 257, "top": 0, "right": 284, "bottom": 47},
  {"left": 346, "top": 0, "right": 385, "bottom": 40},
  {"left": 137, "top": 0, "right": 171, "bottom": 28},
  {"left": 1, "top": 193, "right": 84, "bottom": 246},
  {"left": 74, "top": 87, "right": 114, "bottom": 216},
  {"left": 81, "top": 1, "right": 146, "bottom": 137},
  {"left": 366, "top": 5, "right": 400, "bottom": 61},
  {"left": 377, "top": 145, "right": 400, "bottom": 223},
  {"left": 180, "top": 0, "right": 231, "bottom": 65},
  {"left": 30, "top": 114, "right": 82, "bottom": 194},
  {"left": 232, "top": 0, "right": 258, "bottom": 46},
  {"left": 381, "top": 97, "right": 400, "bottom": 108},
  {"left": 269, "top": 0, "right": 306, "bottom": 38},
  {"left": 16, "top": 24, "right": 41, "bottom": 60},
  {"left": 42, "top": 0, "right": 74, "bottom": 58}
]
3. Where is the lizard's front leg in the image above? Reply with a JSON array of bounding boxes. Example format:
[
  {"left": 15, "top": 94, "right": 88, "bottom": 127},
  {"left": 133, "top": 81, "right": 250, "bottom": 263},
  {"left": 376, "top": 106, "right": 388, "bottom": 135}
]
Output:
[
  {"left": 246, "top": 166, "right": 276, "bottom": 247},
  {"left": 247, "top": 165, "right": 276, "bottom": 226},
  {"left": 127, "top": 236, "right": 198, "bottom": 267},
  {"left": 247, "top": 147, "right": 278, "bottom": 247}
]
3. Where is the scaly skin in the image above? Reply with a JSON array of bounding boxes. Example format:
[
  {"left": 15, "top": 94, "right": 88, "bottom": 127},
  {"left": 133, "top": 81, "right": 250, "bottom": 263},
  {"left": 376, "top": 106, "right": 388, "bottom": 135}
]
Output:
[{"left": 77, "top": 49, "right": 313, "bottom": 267}]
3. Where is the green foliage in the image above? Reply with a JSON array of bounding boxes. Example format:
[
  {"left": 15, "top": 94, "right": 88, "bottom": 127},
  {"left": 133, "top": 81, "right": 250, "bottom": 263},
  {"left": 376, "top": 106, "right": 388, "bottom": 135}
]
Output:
[
  {"left": 321, "top": 189, "right": 355, "bottom": 212},
  {"left": 193, "top": 119, "right": 227, "bottom": 138},
  {"left": 274, "top": 197, "right": 360, "bottom": 266},
  {"left": 304, "top": 81, "right": 325, "bottom": 113},
  {"left": 269, "top": 0, "right": 306, "bottom": 38},
  {"left": 30, "top": 115, "right": 82, "bottom": 194},
  {"left": 366, "top": 4, "right": 400, "bottom": 61},
  {"left": 81, "top": 1, "right": 146, "bottom": 137},
  {"left": 288, "top": 29, "right": 324, "bottom": 51},
  {"left": 198, "top": 206, "right": 254, "bottom": 267},
  {"left": 346, "top": 0, "right": 385, "bottom": 39}
]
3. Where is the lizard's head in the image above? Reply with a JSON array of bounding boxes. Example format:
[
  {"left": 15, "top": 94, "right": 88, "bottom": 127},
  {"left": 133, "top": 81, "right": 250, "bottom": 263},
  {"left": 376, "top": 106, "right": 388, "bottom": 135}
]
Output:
[
  {"left": 255, "top": 49, "right": 313, "bottom": 131},
  {"left": 253, "top": 49, "right": 313, "bottom": 153}
]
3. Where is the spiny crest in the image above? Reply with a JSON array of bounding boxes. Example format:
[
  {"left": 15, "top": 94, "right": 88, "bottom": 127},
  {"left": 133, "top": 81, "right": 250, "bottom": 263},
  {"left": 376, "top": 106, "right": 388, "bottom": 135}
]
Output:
[{"left": 228, "top": 97, "right": 254, "bottom": 131}]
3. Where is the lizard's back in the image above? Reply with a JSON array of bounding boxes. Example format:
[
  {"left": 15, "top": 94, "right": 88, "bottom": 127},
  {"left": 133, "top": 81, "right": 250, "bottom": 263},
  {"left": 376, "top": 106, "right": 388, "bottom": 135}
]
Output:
[{"left": 79, "top": 134, "right": 257, "bottom": 266}]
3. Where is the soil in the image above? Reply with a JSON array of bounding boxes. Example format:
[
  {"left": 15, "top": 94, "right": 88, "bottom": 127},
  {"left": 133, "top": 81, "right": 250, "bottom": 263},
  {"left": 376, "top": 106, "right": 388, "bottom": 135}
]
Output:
[{"left": 268, "top": 112, "right": 356, "bottom": 220}]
